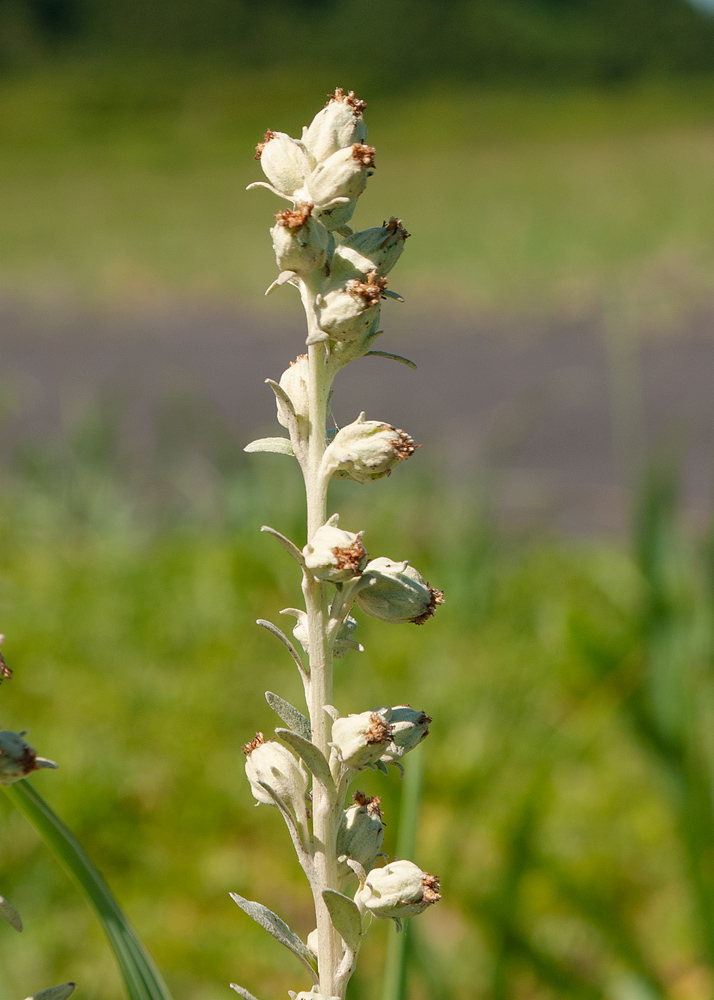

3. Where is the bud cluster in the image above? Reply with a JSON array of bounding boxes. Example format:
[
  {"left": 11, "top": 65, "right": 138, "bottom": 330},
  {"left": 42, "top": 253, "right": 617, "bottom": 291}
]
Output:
[{"left": 330, "top": 703, "right": 431, "bottom": 770}]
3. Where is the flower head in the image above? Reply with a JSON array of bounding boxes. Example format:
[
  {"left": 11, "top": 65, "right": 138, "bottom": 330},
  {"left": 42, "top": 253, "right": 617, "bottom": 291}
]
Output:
[
  {"left": 321, "top": 414, "right": 417, "bottom": 484},
  {"left": 331, "top": 709, "right": 392, "bottom": 769},
  {"left": 355, "top": 859, "right": 441, "bottom": 920},
  {"left": 357, "top": 557, "right": 443, "bottom": 625},
  {"left": 242, "top": 732, "right": 307, "bottom": 817},
  {"left": 0, "top": 730, "right": 57, "bottom": 785},
  {"left": 303, "top": 515, "right": 368, "bottom": 582}
]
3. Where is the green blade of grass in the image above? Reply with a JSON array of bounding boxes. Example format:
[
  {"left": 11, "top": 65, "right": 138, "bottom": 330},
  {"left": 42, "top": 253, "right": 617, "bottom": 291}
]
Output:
[
  {"left": 380, "top": 746, "right": 424, "bottom": 1000},
  {"left": 3, "top": 780, "right": 174, "bottom": 1000}
]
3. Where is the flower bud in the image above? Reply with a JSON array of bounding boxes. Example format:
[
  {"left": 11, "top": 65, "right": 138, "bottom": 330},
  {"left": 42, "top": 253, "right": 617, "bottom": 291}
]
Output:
[
  {"left": 337, "top": 791, "right": 385, "bottom": 877},
  {"left": 271, "top": 204, "right": 328, "bottom": 275},
  {"left": 288, "top": 611, "right": 363, "bottom": 658},
  {"left": 317, "top": 271, "right": 386, "bottom": 342},
  {"left": 331, "top": 709, "right": 392, "bottom": 770},
  {"left": 242, "top": 733, "right": 307, "bottom": 817},
  {"left": 381, "top": 706, "right": 432, "bottom": 762},
  {"left": 302, "top": 88, "right": 368, "bottom": 164},
  {"left": 303, "top": 516, "right": 368, "bottom": 582},
  {"left": 307, "top": 144, "right": 375, "bottom": 208},
  {"left": 318, "top": 197, "right": 358, "bottom": 231},
  {"left": 357, "top": 558, "right": 444, "bottom": 625},
  {"left": 321, "top": 413, "right": 417, "bottom": 484},
  {"left": 255, "top": 130, "right": 309, "bottom": 197},
  {"left": 0, "top": 730, "right": 57, "bottom": 785},
  {"left": 356, "top": 859, "right": 441, "bottom": 920},
  {"left": 332, "top": 218, "right": 410, "bottom": 281},
  {"left": 277, "top": 354, "right": 309, "bottom": 429}
]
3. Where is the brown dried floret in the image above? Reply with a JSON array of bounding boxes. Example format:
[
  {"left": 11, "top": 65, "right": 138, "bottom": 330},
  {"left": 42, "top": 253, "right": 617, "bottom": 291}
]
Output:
[
  {"left": 352, "top": 143, "right": 376, "bottom": 168},
  {"left": 411, "top": 586, "right": 445, "bottom": 626},
  {"left": 0, "top": 635, "right": 11, "bottom": 683},
  {"left": 254, "top": 130, "right": 276, "bottom": 160},
  {"left": 352, "top": 790, "right": 383, "bottom": 818},
  {"left": 332, "top": 538, "right": 368, "bottom": 574},
  {"left": 275, "top": 203, "right": 314, "bottom": 230},
  {"left": 329, "top": 88, "right": 367, "bottom": 116},
  {"left": 242, "top": 732, "right": 267, "bottom": 755},
  {"left": 421, "top": 871, "right": 442, "bottom": 905},
  {"left": 348, "top": 270, "right": 388, "bottom": 307},
  {"left": 365, "top": 712, "right": 393, "bottom": 745},
  {"left": 383, "top": 217, "right": 411, "bottom": 240}
]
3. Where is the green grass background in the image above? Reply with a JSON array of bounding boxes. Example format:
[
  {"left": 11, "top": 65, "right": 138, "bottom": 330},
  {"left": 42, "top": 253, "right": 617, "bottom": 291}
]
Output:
[{"left": 2, "top": 62, "right": 714, "bottom": 1000}]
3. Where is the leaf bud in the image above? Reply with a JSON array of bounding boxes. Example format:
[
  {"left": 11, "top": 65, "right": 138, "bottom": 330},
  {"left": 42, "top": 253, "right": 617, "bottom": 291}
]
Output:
[
  {"left": 302, "top": 88, "right": 368, "bottom": 164},
  {"left": 271, "top": 204, "right": 328, "bottom": 275},
  {"left": 277, "top": 354, "right": 309, "bottom": 429},
  {"left": 321, "top": 413, "right": 417, "bottom": 484},
  {"left": 287, "top": 610, "right": 363, "bottom": 658},
  {"left": 307, "top": 144, "right": 375, "bottom": 208},
  {"left": 357, "top": 557, "right": 444, "bottom": 625},
  {"left": 331, "top": 709, "right": 393, "bottom": 770},
  {"left": 381, "top": 706, "right": 432, "bottom": 762},
  {"left": 355, "top": 859, "right": 441, "bottom": 920},
  {"left": 333, "top": 218, "right": 410, "bottom": 281},
  {"left": 255, "top": 130, "right": 309, "bottom": 197},
  {"left": 242, "top": 732, "right": 307, "bottom": 817},
  {"left": 303, "top": 515, "right": 368, "bottom": 582},
  {"left": 0, "top": 730, "right": 57, "bottom": 785},
  {"left": 337, "top": 791, "right": 385, "bottom": 878},
  {"left": 317, "top": 271, "right": 387, "bottom": 342}
]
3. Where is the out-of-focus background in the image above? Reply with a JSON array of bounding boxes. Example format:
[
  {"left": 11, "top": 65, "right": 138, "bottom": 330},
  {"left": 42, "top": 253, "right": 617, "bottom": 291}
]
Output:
[{"left": 3, "top": 2, "right": 714, "bottom": 998}]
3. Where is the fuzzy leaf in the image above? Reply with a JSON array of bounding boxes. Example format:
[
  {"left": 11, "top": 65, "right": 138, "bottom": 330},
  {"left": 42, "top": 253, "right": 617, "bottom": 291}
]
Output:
[
  {"left": 364, "top": 351, "right": 417, "bottom": 370},
  {"left": 24, "top": 985, "right": 76, "bottom": 1000},
  {"left": 244, "top": 437, "right": 295, "bottom": 456},
  {"left": 229, "top": 893, "right": 318, "bottom": 983},
  {"left": 322, "top": 889, "right": 362, "bottom": 951},
  {"left": 265, "top": 693, "right": 311, "bottom": 741},
  {"left": 275, "top": 728, "right": 334, "bottom": 794},
  {"left": 0, "top": 893, "right": 22, "bottom": 931},
  {"left": 230, "top": 986, "right": 262, "bottom": 1000}
]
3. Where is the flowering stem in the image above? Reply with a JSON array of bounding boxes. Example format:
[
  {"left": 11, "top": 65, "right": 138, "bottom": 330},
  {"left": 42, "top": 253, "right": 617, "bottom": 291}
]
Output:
[{"left": 302, "top": 281, "right": 341, "bottom": 995}]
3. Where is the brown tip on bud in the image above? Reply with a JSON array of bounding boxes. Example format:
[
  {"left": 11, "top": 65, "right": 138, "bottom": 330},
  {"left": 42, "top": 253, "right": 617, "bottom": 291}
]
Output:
[
  {"left": 242, "top": 732, "right": 267, "bottom": 755},
  {"left": 353, "top": 789, "right": 368, "bottom": 806},
  {"left": 411, "top": 586, "right": 445, "bottom": 626},
  {"left": 421, "top": 872, "right": 442, "bottom": 904},
  {"left": 254, "top": 130, "right": 276, "bottom": 160},
  {"left": 329, "top": 87, "right": 367, "bottom": 116},
  {"left": 383, "top": 217, "right": 411, "bottom": 239},
  {"left": 0, "top": 643, "right": 11, "bottom": 683},
  {"left": 352, "top": 143, "right": 376, "bottom": 168},
  {"left": 292, "top": 353, "right": 308, "bottom": 365},
  {"left": 348, "top": 270, "right": 388, "bottom": 307},
  {"left": 366, "top": 712, "right": 393, "bottom": 745},
  {"left": 333, "top": 537, "right": 368, "bottom": 574},
  {"left": 352, "top": 789, "right": 384, "bottom": 817},
  {"left": 394, "top": 429, "right": 418, "bottom": 461},
  {"left": 275, "top": 203, "right": 314, "bottom": 229}
]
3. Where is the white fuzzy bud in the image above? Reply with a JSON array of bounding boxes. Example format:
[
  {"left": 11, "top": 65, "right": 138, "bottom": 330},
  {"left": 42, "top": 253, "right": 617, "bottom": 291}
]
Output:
[
  {"left": 317, "top": 271, "right": 386, "bottom": 342},
  {"left": 303, "top": 515, "right": 367, "bottom": 582},
  {"left": 357, "top": 557, "right": 444, "bottom": 625},
  {"left": 332, "top": 218, "right": 410, "bottom": 281},
  {"left": 331, "top": 709, "right": 392, "bottom": 770},
  {"left": 270, "top": 204, "right": 328, "bottom": 275},
  {"left": 321, "top": 413, "right": 417, "bottom": 484},
  {"left": 381, "top": 706, "right": 432, "bottom": 762},
  {"left": 307, "top": 144, "right": 375, "bottom": 208},
  {"left": 355, "top": 859, "right": 441, "bottom": 920},
  {"left": 0, "top": 730, "right": 57, "bottom": 785},
  {"left": 288, "top": 610, "right": 362, "bottom": 659},
  {"left": 255, "top": 130, "right": 309, "bottom": 197},
  {"left": 277, "top": 354, "right": 309, "bottom": 429},
  {"left": 337, "top": 791, "right": 385, "bottom": 878},
  {"left": 318, "top": 197, "right": 358, "bottom": 231},
  {"left": 302, "top": 88, "right": 368, "bottom": 164},
  {"left": 242, "top": 733, "right": 307, "bottom": 818}
]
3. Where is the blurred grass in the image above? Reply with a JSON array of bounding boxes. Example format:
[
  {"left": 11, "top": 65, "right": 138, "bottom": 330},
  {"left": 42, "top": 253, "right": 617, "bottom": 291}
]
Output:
[
  {"left": 1, "top": 409, "right": 714, "bottom": 1000},
  {"left": 2, "top": 61, "right": 714, "bottom": 317}
]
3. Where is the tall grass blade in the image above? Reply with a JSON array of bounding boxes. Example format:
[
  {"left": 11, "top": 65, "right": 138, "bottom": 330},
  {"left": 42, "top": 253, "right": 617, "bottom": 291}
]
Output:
[
  {"left": 3, "top": 780, "right": 174, "bottom": 1000},
  {"left": 380, "top": 745, "right": 423, "bottom": 1000}
]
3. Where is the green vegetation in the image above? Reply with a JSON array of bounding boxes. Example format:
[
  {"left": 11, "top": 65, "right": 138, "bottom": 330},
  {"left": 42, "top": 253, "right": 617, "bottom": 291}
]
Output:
[
  {"left": 1, "top": 419, "right": 714, "bottom": 1000},
  {"left": 2, "top": 63, "right": 714, "bottom": 318}
]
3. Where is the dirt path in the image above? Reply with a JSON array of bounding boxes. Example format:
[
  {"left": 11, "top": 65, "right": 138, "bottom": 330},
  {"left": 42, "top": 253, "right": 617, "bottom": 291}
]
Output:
[{"left": 1, "top": 296, "right": 713, "bottom": 534}]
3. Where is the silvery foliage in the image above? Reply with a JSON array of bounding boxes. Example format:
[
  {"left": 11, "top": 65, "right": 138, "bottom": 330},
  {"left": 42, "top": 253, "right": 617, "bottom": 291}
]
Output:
[{"left": 238, "top": 89, "right": 442, "bottom": 1000}]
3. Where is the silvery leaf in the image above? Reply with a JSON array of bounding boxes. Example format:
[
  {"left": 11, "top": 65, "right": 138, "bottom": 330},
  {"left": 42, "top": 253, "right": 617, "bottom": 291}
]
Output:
[
  {"left": 322, "top": 889, "right": 362, "bottom": 952},
  {"left": 229, "top": 893, "right": 317, "bottom": 983},
  {"left": 265, "top": 693, "right": 311, "bottom": 741}
]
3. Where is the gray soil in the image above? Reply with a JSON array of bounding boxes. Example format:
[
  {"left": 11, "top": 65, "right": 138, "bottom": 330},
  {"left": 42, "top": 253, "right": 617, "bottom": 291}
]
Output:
[{"left": 1, "top": 295, "right": 713, "bottom": 535}]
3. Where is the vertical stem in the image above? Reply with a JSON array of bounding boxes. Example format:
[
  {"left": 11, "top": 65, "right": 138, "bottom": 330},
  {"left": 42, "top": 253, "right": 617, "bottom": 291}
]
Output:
[{"left": 301, "top": 280, "right": 341, "bottom": 995}]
